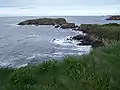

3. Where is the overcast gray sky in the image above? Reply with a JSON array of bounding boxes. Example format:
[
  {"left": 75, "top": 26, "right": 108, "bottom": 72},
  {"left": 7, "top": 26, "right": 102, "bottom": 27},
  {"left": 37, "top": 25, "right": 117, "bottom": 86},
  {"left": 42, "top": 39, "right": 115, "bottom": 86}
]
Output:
[{"left": 0, "top": 0, "right": 120, "bottom": 16}]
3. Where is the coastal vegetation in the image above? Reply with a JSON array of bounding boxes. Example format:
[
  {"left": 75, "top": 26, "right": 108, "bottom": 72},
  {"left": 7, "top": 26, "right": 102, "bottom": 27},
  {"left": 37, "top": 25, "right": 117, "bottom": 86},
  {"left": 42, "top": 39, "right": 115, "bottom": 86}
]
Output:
[
  {"left": 73, "top": 23, "right": 120, "bottom": 48},
  {"left": 18, "top": 18, "right": 67, "bottom": 25},
  {"left": 0, "top": 17, "right": 120, "bottom": 90}
]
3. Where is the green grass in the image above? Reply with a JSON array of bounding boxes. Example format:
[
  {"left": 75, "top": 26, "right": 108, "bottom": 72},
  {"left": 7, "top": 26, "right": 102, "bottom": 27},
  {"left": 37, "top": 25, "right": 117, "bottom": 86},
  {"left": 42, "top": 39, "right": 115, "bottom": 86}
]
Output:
[
  {"left": 90, "top": 26, "right": 120, "bottom": 41},
  {"left": 80, "top": 24, "right": 120, "bottom": 42},
  {"left": 0, "top": 41, "right": 120, "bottom": 90},
  {"left": 100, "top": 26, "right": 120, "bottom": 32}
]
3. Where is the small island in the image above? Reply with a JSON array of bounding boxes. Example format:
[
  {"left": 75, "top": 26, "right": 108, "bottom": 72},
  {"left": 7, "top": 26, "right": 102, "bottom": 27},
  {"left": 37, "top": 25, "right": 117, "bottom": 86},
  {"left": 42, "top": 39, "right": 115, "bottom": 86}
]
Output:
[
  {"left": 106, "top": 15, "right": 120, "bottom": 20},
  {"left": 18, "top": 18, "right": 77, "bottom": 29}
]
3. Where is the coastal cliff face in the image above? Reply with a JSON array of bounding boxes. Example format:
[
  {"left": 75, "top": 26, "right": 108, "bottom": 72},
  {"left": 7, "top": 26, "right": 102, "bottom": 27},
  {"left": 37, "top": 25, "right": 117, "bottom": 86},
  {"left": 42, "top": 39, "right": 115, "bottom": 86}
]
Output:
[{"left": 106, "top": 15, "right": 120, "bottom": 20}]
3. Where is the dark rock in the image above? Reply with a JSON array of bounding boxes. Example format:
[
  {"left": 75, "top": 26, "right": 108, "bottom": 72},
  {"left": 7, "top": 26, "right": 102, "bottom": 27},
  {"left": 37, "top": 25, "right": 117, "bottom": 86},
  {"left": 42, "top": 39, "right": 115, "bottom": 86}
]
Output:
[
  {"left": 73, "top": 34, "right": 92, "bottom": 46},
  {"left": 54, "top": 25, "right": 60, "bottom": 28},
  {"left": 75, "top": 25, "right": 79, "bottom": 28},
  {"left": 77, "top": 41, "right": 91, "bottom": 46},
  {"left": 106, "top": 15, "right": 120, "bottom": 20},
  {"left": 66, "top": 38, "right": 69, "bottom": 40},
  {"left": 82, "top": 30, "right": 88, "bottom": 33},
  {"left": 72, "top": 25, "right": 79, "bottom": 30},
  {"left": 52, "top": 39, "right": 56, "bottom": 42},
  {"left": 72, "top": 35, "right": 86, "bottom": 40},
  {"left": 60, "top": 23, "right": 76, "bottom": 29},
  {"left": 66, "top": 37, "right": 72, "bottom": 41}
]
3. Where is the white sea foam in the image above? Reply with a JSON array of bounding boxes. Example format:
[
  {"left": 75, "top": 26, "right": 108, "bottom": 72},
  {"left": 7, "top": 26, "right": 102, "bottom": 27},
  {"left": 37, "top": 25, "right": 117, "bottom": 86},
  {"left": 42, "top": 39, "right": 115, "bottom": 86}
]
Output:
[
  {"left": 26, "top": 53, "right": 52, "bottom": 60},
  {"left": 52, "top": 36, "right": 79, "bottom": 46},
  {"left": 52, "top": 36, "right": 92, "bottom": 55},
  {"left": 17, "top": 63, "right": 28, "bottom": 68},
  {"left": 0, "top": 60, "right": 28, "bottom": 68},
  {"left": 0, "top": 61, "right": 11, "bottom": 68}
]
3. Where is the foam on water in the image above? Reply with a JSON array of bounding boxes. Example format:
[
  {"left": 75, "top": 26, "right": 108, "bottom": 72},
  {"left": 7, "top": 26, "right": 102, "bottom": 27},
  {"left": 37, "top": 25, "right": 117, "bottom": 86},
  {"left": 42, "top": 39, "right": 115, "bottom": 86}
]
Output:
[
  {"left": 0, "top": 61, "right": 12, "bottom": 68},
  {"left": 17, "top": 63, "right": 28, "bottom": 68},
  {"left": 52, "top": 36, "right": 78, "bottom": 46},
  {"left": 51, "top": 36, "right": 92, "bottom": 55}
]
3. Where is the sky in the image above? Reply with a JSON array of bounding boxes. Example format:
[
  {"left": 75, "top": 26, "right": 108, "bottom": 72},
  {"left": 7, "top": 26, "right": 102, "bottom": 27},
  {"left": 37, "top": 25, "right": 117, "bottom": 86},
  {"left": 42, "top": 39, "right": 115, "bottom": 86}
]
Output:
[{"left": 0, "top": 0, "right": 120, "bottom": 16}]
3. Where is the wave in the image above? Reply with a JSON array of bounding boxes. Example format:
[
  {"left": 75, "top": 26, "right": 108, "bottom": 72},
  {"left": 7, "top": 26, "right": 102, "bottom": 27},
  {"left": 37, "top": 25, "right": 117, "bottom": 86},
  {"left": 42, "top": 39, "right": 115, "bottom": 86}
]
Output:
[
  {"left": 51, "top": 36, "right": 79, "bottom": 46},
  {"left": 0, "top": 61, "right": 12, "bottom": 68},
  {"left": 17, "top": 63, "right": 28, "bottom": 68}
]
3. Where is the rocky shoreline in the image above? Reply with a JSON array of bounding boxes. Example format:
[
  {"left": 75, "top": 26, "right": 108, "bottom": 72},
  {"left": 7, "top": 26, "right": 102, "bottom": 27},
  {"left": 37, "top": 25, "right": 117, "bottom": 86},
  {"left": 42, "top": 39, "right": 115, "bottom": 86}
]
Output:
[
  {"left": 18, "top": 18, "right": 120, "bottom": 48},
  {"left": 18, "top": 18, "right": 94, "bottom": 47}
]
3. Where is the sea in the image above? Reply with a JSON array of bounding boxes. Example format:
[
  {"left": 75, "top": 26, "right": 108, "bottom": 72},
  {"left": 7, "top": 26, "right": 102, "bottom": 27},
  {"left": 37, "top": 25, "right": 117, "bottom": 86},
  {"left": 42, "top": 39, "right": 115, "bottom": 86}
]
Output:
[{"left": 0, "top": 16, "right": 120, "bottom": 68}]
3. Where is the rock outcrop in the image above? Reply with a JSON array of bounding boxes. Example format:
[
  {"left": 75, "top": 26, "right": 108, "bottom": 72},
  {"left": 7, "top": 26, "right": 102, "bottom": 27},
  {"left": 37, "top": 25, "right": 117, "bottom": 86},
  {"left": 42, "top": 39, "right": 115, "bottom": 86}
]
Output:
[
  {"left": 72, "top": 24, "right": 108, "bottom": 48},
  {"left": 18, "top": 18, "right": 67, "bottom": 25},
  {"left": 106, "top": 15, "right": 120, "bottom": 20},
  {"left": 72, "top": 35, "right": 86, "bottom": 40},
  {"left": 72, "top": 34, "right": 104, "bottom": 48},
  {"left": 18, "top": 18, "right": 78, "bottom": 29},
  {"left": 60, "top": 23, "right": 76, "bottom": 29},
  {"left": 72, "top": 35, "right": 92, "bottom": 46}
]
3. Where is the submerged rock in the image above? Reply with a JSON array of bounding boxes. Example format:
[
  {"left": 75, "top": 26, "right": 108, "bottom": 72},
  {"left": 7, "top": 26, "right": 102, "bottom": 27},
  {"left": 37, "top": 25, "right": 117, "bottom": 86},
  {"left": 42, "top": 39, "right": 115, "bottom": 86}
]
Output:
[
  {"left": 66, "top": 36, "right": 72, "bottom": 41},
  {"left": 54, "top": 24, "right": 60, "bottom": 28}
]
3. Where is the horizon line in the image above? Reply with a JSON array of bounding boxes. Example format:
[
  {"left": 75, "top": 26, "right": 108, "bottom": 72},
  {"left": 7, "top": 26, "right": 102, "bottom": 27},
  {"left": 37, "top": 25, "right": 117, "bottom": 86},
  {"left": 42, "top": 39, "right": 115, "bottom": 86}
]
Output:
[{"left": 0, "top": 15, "right": 118, "bottom": 18}]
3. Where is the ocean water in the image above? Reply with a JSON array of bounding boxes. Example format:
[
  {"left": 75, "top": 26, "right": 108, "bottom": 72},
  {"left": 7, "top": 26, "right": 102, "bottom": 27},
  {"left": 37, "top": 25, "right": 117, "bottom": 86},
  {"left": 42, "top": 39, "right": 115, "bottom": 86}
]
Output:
[{"left": 0, "top": 16, "right": 120, "bottom": 68}]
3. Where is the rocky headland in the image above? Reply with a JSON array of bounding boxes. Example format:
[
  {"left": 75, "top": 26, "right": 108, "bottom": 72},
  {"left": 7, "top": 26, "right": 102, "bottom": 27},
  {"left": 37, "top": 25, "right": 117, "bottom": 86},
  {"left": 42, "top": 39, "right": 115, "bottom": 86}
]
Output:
[
  {"left": 73, "top": 23, "right": 120, "bottom": 48},
  {"left": 106, "top": 15, "right": 120, "bottom": 20}
]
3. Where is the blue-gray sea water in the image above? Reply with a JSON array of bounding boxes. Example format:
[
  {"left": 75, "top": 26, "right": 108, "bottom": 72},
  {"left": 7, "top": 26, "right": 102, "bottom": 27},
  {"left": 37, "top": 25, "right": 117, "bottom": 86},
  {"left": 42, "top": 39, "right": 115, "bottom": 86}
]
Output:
[{"left": 0, "top": 16, "right": 120, "bottom": 68}]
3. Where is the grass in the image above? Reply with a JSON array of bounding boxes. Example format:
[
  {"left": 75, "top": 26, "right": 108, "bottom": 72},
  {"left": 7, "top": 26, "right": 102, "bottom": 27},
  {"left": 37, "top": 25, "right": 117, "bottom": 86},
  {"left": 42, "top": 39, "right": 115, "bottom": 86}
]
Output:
[
  {"left": 19, "top": 18, "right": 67, "bottom": 25},
  {"left": 0, "top": 41, "right": 120, "bottom": 90},
  {"left": 80, "top": 23, "right": 120, "bottom": 42}
]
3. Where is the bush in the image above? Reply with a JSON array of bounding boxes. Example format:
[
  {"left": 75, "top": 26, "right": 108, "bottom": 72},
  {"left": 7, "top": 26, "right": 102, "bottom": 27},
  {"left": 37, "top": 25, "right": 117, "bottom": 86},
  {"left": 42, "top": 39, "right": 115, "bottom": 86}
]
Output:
[{"left": 9, "top": 67, "right": 37, "bottom": 87}]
